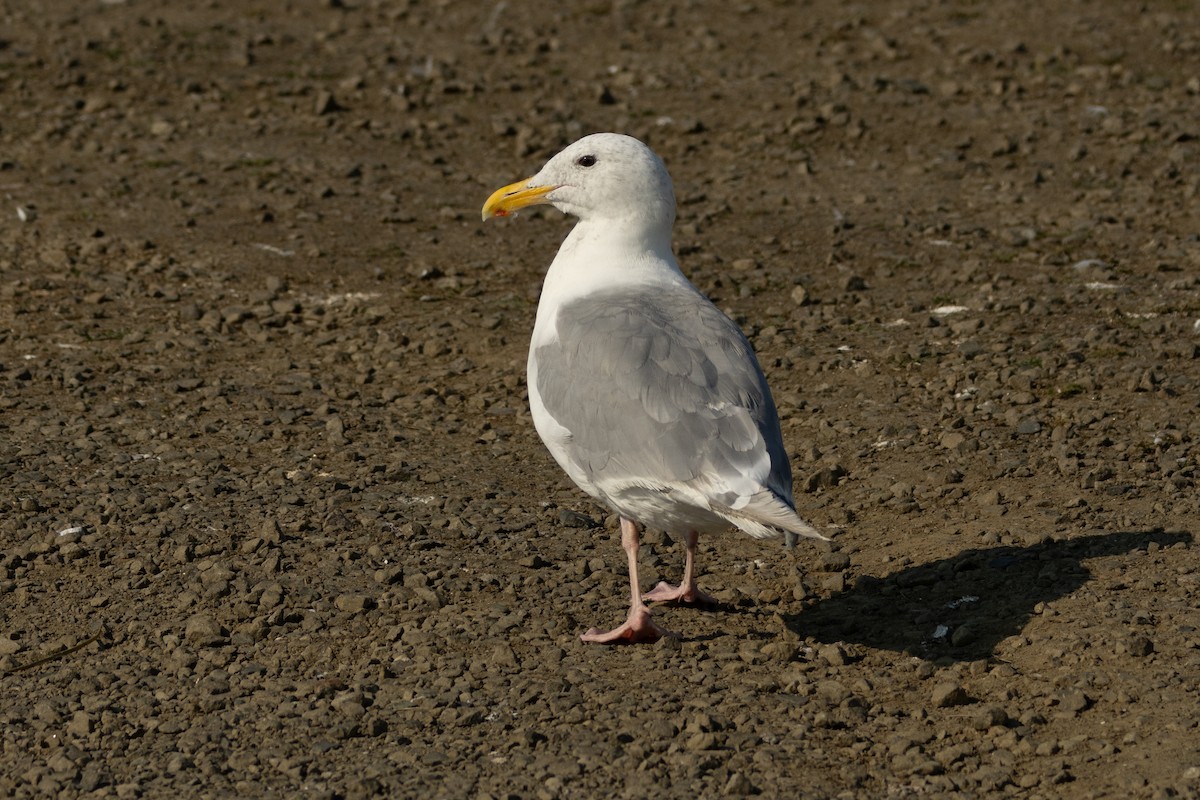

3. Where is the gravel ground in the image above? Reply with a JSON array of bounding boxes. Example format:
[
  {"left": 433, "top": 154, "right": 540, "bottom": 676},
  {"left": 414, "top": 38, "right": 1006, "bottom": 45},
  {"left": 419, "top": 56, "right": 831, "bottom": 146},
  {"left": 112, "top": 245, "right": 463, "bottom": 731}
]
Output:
[{"left": 2, "top": 1, "right": 1199, "bottom": 798}]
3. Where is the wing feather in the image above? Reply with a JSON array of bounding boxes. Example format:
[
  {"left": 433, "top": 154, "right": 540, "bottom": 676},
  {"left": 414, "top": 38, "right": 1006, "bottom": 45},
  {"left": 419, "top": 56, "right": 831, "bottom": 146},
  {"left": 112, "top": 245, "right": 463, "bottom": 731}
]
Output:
[{"left": 535, "top": 286, "right": 796, "bottom": 520}]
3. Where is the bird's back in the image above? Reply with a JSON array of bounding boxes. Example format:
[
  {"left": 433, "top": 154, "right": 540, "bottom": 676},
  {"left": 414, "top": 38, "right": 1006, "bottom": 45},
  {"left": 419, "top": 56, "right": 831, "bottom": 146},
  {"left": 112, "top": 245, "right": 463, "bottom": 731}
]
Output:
[{"left": 529, "top": 283, "right": 818, "bottom": 540}]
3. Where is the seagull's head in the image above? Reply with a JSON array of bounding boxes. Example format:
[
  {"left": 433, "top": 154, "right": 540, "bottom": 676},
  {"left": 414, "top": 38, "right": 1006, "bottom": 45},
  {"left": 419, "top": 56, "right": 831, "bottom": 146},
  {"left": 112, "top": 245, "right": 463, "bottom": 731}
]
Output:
[{"left": 482, "top": 133, "right": 676, "bottom": 229}]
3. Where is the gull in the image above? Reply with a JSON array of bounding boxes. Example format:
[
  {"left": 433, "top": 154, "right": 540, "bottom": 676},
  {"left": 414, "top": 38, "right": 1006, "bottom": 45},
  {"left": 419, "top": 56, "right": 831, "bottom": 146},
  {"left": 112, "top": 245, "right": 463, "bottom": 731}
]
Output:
[{"left": 482, "top": 133, "right": 826, "bottom": 643}]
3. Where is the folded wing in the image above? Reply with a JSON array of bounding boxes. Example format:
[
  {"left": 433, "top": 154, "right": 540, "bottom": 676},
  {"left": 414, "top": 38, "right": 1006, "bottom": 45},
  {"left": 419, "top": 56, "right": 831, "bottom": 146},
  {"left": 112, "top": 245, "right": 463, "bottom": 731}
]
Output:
[{"left": 535, "top": 286, "right": 823, "bottom": 541}]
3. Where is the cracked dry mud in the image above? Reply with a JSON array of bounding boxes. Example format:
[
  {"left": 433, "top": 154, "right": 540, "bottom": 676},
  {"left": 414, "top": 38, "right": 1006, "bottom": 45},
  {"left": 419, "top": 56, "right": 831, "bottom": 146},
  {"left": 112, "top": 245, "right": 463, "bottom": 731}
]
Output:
[{"left": 2, "top": 1, "right": 1199, "bottom": 798}]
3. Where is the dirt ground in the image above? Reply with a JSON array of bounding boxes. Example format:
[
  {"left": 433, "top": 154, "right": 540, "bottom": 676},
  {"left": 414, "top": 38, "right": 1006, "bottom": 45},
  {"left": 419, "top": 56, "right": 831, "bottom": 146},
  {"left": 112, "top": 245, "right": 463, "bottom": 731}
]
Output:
[{"left": 2, "top": 0, "right": 1199, "bottom": 797}]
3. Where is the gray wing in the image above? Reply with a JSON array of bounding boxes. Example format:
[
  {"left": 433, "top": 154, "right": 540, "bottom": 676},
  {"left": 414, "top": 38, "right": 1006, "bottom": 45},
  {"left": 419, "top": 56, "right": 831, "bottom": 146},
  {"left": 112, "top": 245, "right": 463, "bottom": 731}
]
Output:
[{"left": 535, "top": 286, "right": 794, "bottom": 510}]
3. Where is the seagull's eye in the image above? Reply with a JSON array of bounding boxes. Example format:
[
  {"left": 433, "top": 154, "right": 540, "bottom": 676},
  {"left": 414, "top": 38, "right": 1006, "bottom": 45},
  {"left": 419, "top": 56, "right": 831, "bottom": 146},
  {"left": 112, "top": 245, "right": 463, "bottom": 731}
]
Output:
[{"left": 576, "top": 155, "right": 597, "bottom": 168}]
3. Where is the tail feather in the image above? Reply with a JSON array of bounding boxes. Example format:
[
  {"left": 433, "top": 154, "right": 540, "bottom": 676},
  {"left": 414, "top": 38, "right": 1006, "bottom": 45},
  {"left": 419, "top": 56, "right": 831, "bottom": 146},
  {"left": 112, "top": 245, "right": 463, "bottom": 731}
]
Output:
[{"left": 714, "top": 490, "right": 828, "bottom": 543}]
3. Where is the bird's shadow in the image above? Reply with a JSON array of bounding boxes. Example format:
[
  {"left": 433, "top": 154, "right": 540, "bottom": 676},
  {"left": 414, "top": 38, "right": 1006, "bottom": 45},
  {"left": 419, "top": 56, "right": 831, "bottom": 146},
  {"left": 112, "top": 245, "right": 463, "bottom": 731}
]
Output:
[{"left": 785, "top": 529, "right": 1192, "bottom": 662}]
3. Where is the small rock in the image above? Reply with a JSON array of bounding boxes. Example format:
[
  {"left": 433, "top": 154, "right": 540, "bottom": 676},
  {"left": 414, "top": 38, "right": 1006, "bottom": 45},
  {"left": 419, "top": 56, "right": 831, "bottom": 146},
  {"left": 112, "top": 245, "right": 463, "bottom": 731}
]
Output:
[
  {"left": 184, "top": 614, "right": 226, "bottom": 647},
  {"left": 373, "top": 566, "right": 404, "bottom": 585},
  {"left": 325, "top": 415, "right": 347, "bottom": 446},
  {"left": 259, "top": 582, "right": 285, "bottom": 608},
  {"left": 804, "top": 464, "right": 847, "bottom": 493},
  {"left": 334, "top": 594, "right": 376, "bottom": 614},
  {"left": 150, "top": 119, "right": 175, "bottom": 137},
  {"left": 972, "top": 705, "right": 1009, "bottom": 730},
  {"left": 950, "top": 624, "right": 978, "bottom": 647},
  {"left": 822, "top": 573, "right": 846, "bottom": 593},
  {"left": 1016, "top": 418, "right": 1042, "bottom": 435},
  {"left": 66, "top": 711, "right": 95, "bottom": 737},
  {"left": 655, "top": 634, "right": 683, "bottom": 653},
  {"left": 314, "top": 91, "right": 343, "bottom": 115},
  {"left": 738, "top": 641, "right": 766, "bottom": 664},
  {"left": 957, "top": 340, "right": 983, "bottom": 358},
  {"left": 949, "top": 317, "right": 984, "bottom": 335},
  {"left": 931, "top": 682, "right": 972, "bottom": 708},
  {"left": 940, "top": 431, "right": 966, "bottom": 450},
  {"left": 818, "top": 643, "right": 848, "bottom": 666},
  {"left": 760, "top": 640, "right": 796, "bottom": 661},
  {"left": 557, "top": 509, "right": 598, "bottom": 528},
  {"left": 1126, "top": 635, "right": 1154, "bottom": 657},
  {"left": 346, "top": 777, "right": 384, "bottom": 799},
  {"left": 815, "top": 680, "right": 851, "bottom": 705},
  {"left": 259, "top": 520, "right": 282, "bottom": 544},
  {"left": 1056, "top": 689, "right": 1091, "bottom": 714},
  {"left": 723, "top": 772, "right": 754, "bottom": 796},
  {"left": 818, "top": 551, "right": 851, "bottom": 572},
  {"left": 332, "top": 692, "right": 367, "bottom": 719},
  {"left": 491, "top": 643, "right": 519, "bottom": 669},
  {"left": 977, "top": 489, "right": 1003, "bottom": 506}
]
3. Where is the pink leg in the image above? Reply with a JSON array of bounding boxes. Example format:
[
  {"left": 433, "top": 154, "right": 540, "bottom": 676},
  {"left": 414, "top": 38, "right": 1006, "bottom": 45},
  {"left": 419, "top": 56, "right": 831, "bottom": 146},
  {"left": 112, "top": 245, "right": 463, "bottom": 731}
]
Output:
[
  {"left": 581, "top": 519, "right": 678, "bottom": 644},
  {"left": 643, "top": 530, "right": 717, "bottom": 607}
]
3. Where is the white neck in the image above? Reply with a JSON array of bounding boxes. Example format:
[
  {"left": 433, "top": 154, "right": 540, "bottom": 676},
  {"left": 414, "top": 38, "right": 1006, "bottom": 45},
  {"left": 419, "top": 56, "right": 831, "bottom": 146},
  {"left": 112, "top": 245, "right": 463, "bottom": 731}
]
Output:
[{"left": 536, "top": 218, "right": 683, "bottom": 314}]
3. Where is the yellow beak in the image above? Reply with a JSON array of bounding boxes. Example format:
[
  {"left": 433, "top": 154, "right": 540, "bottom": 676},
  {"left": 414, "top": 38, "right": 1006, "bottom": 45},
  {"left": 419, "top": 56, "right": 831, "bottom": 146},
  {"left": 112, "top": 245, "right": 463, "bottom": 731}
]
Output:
[{"left": 481, "top": 178, "right": 556, "bottom": 221}]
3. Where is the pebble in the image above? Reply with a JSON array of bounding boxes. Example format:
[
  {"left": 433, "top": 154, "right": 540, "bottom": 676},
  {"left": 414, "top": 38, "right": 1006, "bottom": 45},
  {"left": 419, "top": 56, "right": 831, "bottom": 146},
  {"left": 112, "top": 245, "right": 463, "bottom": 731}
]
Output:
[
  {"left": 950, "top": 624, "right": 978, "bottom": 647},
  {"left": 334, "top": 594, "right": 376, "bottom": 613},
  {"left": 817, "top": 551, "right": 851, "bottom": 572},
  {"left": 66, "top": 711, "right": 94, "bottom": 737},
  {"left": 557, "top": 509, "right": 599, "bottom": 528},
  {"left": 818, "top": 643, "right": 849, "bottom": 666},
  {"left": 314, "top": 91, "right": 342, "bottom": 115},
  {"left": 972, "top": 705, "right": 1009, "bottom": 730},
  {"left": 184, "top": 615, "right": 227, "bottom": 647},
  {"left": 1056, "top": 689, "right": 1092, "bottom": 715},
  {"left": 723, "top": 772, "right": 755, "bottom": 796},
  {"left": 1126, "top": 635, "right": 1154, "bottom": 657},
  {"left": 940, "top": 431, "right": 966, "bottom": 450},
  {"left": 931, "top": 682, "right": 973, "bottom": 708}
]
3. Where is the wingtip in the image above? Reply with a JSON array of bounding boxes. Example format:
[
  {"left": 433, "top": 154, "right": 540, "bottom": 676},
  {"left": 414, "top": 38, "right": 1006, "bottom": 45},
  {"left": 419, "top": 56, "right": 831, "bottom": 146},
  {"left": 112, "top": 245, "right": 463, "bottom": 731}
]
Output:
[
  {"left": 784, "top": 529, "right": 830, "bottom": 549},
  {"left": 715, "top": 495, "right": 829, "bottom": 544},
  {"left": 785, "top": 524, "right": 831, "bottom": 544}
]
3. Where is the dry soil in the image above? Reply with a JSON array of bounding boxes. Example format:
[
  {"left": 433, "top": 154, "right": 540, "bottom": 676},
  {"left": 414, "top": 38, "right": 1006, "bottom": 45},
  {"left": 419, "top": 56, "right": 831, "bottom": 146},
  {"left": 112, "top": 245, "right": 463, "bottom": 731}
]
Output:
[{"left": 1, "top": 1, "right": 1199, "bottom": 798}]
